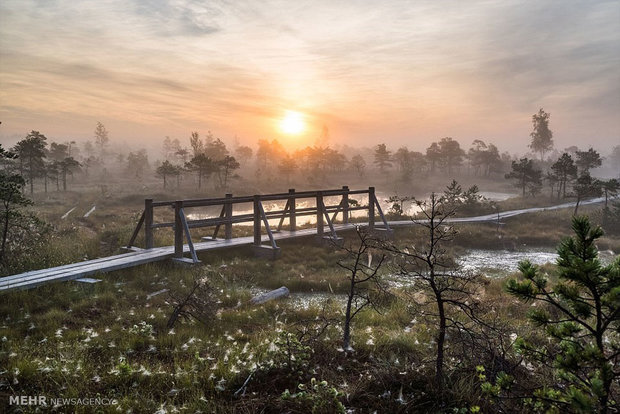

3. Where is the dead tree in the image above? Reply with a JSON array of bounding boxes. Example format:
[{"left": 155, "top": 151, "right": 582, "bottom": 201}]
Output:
[
  {"left": 385, "top": 193, "right": 483, "bottom": 398},
  {"left": 166, "top": 272, "right": 218, "bottom": 328},
  {"left": 337, "top": 228, "right": 390, "bottom": 352}
]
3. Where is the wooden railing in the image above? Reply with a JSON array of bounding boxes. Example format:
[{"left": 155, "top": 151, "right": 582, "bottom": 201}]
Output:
[{"left": 127, "top": 186, "right": 390, "bottom": 262}]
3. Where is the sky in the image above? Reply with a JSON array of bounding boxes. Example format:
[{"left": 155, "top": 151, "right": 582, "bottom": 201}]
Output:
[{"left": 1, "top": 0, "right": 619, "bottom": 154}]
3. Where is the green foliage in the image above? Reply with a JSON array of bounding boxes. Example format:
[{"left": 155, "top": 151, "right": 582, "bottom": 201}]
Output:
[
  {"left": 442, "top": 179, "right": 490, "bottom": 214},
  {"left": 271, "top": 331, "right": 312, "bottom": 375},
  {"left": 505, "top": 157, "right": 543, "bottom": 197},
  {"left": 505, "top": 215, "right": 619, "bottom": 412},
  {"left": 281, "top": 378, "right": 345, "bottom": 414}
]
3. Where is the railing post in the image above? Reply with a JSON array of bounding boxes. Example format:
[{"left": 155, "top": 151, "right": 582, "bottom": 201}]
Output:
[
  {"left": 288, "top": 189, "right": 296, "bottom": 231},
  {"left": 368, "top": 187, "right": 375, "bottom": 231},
  {"left": 225, "top": 193, "right": 233, "bottom": 240},
  {"left": 316, "top": 191, "right": 324, "bottom": 237},
  {"left": 174, "top": 200, "right": 183, "bottom": 258},
  {"left": 145, "top": 199, "right": 153, "bottom": 249},
  {"left": 253, "top": 195, "right": 261, "bottom": 246},
  {"left": 342, "top": 185, "right": 349, "bottom": 224}
]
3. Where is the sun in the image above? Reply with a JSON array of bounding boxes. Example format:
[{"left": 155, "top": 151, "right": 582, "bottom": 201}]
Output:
[{"left": 279, "top": 110, "right": 306, "bottom": 135}]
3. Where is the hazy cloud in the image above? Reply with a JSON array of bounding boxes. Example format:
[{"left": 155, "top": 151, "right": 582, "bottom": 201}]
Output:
[{"left": 0, "top": 0, "right": 618, "bottom": 151}]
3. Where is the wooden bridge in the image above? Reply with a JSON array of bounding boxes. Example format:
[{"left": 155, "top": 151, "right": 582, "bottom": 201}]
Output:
[
  {"left": 0, "top": 188, "right": 609, "bottom": 292},
  {"left": 0, "top": 187, "right": 392, "bottom": 291}
]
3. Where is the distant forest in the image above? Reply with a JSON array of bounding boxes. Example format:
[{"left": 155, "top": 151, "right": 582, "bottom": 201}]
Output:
[{"left": 2, "top": 109, "right": 619, "bottom": 198}]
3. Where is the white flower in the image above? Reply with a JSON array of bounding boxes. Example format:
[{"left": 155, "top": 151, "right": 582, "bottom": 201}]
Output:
[{"left": 215, "top": 378, "right": 226, "bottom": 391}]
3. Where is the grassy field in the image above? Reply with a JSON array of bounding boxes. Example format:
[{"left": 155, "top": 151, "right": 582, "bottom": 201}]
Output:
[{"left": 1, "top": 189, "right": 618, "bottom": 413}]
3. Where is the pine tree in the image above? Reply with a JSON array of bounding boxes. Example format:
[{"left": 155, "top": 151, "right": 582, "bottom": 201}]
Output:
[{"left": 506, "top": 216, "right": 619, "bottom": 413}]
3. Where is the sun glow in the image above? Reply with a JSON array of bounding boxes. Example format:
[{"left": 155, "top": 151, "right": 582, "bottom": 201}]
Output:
[{"left": 279, "top": 110, "right": 306, "bottom": 135}]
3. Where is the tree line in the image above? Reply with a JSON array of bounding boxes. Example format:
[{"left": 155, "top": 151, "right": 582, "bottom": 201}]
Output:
[{"left": 2, "top": 109, "right": 619, "bottom": 196}]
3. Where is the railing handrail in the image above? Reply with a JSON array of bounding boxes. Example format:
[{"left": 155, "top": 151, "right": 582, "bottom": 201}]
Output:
[
  {"left": 150, "top": 188, "right": 366, "bottom": 208},
  {"left": 128, "top": 187, "right": 391, "bottom": 261}
]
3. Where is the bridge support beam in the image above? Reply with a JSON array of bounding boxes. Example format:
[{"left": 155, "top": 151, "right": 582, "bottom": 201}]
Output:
[
  {"left": 145, "top": 199, "right": 154, "bottom": 249},
  {"left": 174, "top": 201, "right": 184, "bottom": 259}
]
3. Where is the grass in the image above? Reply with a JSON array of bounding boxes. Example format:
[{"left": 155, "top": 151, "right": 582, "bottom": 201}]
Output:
[
  {"left": 1, "top": 191, "right": 618, "bottom": 412},
  {"left": 0, "top": 238, "right": 535, "bottom": 413}
]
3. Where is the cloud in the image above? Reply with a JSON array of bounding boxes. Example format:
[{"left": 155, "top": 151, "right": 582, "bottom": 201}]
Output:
[{"left": 0, "top": 0, "right": 618, "bottom": 151}]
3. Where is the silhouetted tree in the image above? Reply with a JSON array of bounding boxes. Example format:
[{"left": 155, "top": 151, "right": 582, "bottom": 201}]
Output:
[
  {"left": 189, "top": 131, "right": 203, "bottom": 157},
  {"left": 216, "top": 155, "right": 240, "bottom": 189},
  {"left": 349, "top": 154, "right": 366, "bottom": 177},
  {"left": 468, "top": 140, "right": 502, "bottom": 176},
  {"left": 601, "top": 178, "right": 620, "bottom": 226},
  {"left": 94, "top": 122, "right": 109, "bottom": 158},
  {"left": 576, "top": 147, "right": 602, "bottom": 175},
  {"left": 529, "top": 108, "right": 553, "bottom": 161},
  {"left": 438, "top": 137, "right": 465, "bottom": 175},
  {"left": 162, "top": 136, "right": 182, "bottom": 160},
  {"left": 175, "top": 147, "right": 190, "bottom": 165},
  {"left": 323, "top": 147, "right": 347, "bottom": 173},
  {"left": 126, "top": 150, "right": 149, "bottom": 179},
  {"left": 394, "top": 147, "right": 417, "bottom": 179},
  {"left": 12, "top": 131, "right": 48, "bottom": 195},
  {"left": 505, "top": 158, "right": 542, "bottom": 197},
  {"left": 234, "top": 145, "right": 253, "bottom": 164},
  {"left": 426, "top": 142, "right": 442, "bottom": 174},
  {"left": 550, "top": 153, "right": 578, "bottom": 199},
  {"left": 156, "top": 160, "right": 179, "bottom": 189},
  {"left": 186, "top": 153, "right": 215, "bottom": 189},
  {"left": 373, "top": 143, "right": 392, "bottom": 173},
  {"left": 573, "top": 172, "right": 601, "bottom": 215},
  {"left": 601, "top": 178, "right": 620, "bottom": 210},
  {"left": 256, "top": 139, "right": 286, "bottom": 175},
  {"left": 58, "top": 157, "right": 80, "bottom": 191},
  {"left": 278, "top": 156, "right": 297, "bottom": 184},
  {"left": 0, "top": 145, "right": 31, "bottom": 263},
  {"left": 48, "top": 142, "right": 69, "bottom": 163},
  {"left": 205, "top": 137, "right": 229, "bottom": 161}
]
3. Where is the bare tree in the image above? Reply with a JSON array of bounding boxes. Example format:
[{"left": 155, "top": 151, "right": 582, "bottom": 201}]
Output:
[
  {"left": 167, "top": 273, "right": 218, "bottom": 328},
  {"left": 385, "top": 193, "right": 482, "bottom": 398},
  {"left": 337, "top": 228, "right": 390, "bottom": 352}
]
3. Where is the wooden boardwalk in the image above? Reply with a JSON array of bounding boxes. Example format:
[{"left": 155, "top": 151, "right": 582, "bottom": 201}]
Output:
[
  {"left": 0, "top": 224, "right": 361, "bottom": 291},
  {"left": 0, "top": 189, "right": 608, "bottom": 293}
]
